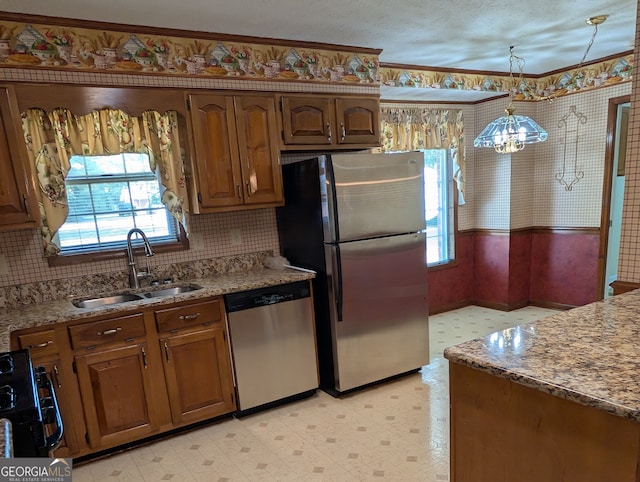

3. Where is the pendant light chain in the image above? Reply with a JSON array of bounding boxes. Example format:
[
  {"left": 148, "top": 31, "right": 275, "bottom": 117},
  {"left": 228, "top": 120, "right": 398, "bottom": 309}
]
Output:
[
  {"left": 508, "top": 45, "right": 526, "bottom": 107},
  {"left": 578, "top": 22, "right": 599, "bottom": 68}
]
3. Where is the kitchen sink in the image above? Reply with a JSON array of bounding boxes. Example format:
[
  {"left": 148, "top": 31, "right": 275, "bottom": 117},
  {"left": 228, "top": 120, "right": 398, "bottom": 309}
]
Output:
[
  {"left": 72, "top": 293, "right": 145, "bottom": 309},
  {"left": 72, "top": 284, "right": 203, "bottom": 308},
  {"left": 142, "top": 285, "right": 202, "bottom": 298}
]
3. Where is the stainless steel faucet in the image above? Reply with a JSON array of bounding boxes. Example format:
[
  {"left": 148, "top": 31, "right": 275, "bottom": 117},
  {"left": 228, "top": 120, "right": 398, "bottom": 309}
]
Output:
[{"left": 126, "top": 228, "right": 155, "bottom": 289}]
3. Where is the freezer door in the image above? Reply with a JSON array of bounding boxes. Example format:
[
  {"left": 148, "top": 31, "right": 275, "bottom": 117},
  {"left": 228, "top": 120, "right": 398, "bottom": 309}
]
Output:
[
  {"left": 325, "top": 152, "right": 425, "bottom": 242},
  {"left": 325, "top": 232, "right": 429, "bottom": 392}
]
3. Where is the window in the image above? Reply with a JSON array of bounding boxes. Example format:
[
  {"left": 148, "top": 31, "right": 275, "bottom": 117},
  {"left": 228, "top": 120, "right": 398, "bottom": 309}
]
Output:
[
  {"left": 424, "top": 149, "right": 455, "bottom": 266},
  {"left": 55, "top": 153, "right": 179, "bottom": 255}
]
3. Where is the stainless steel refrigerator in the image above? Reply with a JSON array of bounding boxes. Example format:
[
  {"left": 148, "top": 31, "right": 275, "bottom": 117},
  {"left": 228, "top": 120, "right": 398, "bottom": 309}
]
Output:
[{"left": 276, "top": 151, "right": 429, "bottom": 395}]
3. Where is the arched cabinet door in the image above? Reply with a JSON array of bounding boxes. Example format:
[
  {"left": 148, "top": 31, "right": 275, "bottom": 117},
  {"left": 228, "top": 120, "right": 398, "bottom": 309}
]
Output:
[
  {"left": 188, "top": 94, "right": 242, "bottom": 209},
  {"left": 234, "top": 96, "right": 283, "bottom": 206},
  {"left": 335, "top": 97, "right": 380, "bottom": 145},
  {"left": 0, "top": 84, "right": 38, "bottom": 229},
  {"left": 280, "top": 96, "right": 334, "bottom": 145}
]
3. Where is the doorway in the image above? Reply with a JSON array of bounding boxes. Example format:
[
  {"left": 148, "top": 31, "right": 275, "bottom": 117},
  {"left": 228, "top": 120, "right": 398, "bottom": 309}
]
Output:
[{"left": 599, "top": 96, "right": 630, "bottom": 299}]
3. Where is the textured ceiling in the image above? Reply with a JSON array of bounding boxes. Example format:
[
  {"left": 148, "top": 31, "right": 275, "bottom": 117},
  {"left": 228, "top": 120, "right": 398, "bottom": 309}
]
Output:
[{"left": 1, "top": 0, "right": 636, "bottom": 101}]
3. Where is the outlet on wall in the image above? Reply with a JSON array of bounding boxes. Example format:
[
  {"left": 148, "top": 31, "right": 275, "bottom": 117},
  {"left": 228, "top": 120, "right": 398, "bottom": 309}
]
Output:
[
  {"left": 0, "top": 255, "right": 8, "bottom": 276},
  {"left": 230, "top": 229, "right": 243, "bottom": 246}
]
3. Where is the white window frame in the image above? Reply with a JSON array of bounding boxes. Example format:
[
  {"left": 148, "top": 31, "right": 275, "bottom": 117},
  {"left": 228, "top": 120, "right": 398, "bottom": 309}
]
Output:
[
  {"left": 423, "top": 149, "right": 455, "bottom": 267},
  {"left": 55, "top": 153, "right": 179, "bottom": 255}
]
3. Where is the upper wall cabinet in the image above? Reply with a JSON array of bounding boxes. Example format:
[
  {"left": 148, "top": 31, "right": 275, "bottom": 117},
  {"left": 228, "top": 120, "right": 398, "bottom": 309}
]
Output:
[
  {"left": 0, "top": 84, "right": 38, "bottom": 229},
  {"left": 278, "top": 95, "right": 380, "bottom": 150},
  {"left": 187, "top": 93, "right": 283, "bottom": 213}
]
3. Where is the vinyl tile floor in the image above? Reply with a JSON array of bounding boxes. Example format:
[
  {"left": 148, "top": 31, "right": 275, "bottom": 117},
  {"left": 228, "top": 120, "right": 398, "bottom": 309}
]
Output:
[{"left": 71, "top": 305, "right": 560, "bottom": 481}]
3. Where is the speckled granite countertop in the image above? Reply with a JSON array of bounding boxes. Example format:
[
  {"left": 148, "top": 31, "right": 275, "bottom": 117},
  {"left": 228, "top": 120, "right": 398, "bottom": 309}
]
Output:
[
  {"left": 0, "top": 268, "right": 314, "bottom": 352},
  {"left": 444, "top": 290, "right": 640, "bottom": 422}
]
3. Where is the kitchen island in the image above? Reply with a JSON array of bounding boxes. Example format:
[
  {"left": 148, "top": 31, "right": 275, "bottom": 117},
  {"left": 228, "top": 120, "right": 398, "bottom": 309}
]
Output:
[{"left": 444, "top": 290, "right": 640, "bottom": 482}]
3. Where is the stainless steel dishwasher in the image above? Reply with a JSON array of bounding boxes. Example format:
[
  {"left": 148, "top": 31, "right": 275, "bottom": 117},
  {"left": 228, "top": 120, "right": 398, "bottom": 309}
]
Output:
[{"left": 224, "top": 281, "right": 319, "bottom": 414}]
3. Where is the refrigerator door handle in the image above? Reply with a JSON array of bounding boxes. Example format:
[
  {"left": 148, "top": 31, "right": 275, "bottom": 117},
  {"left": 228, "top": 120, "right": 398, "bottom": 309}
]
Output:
[
  {"left": 329, "top": 244, "right": 344, "bottom": 322},
  {"left": 325, "top": 158, "right": 341, "bottom": 242}
]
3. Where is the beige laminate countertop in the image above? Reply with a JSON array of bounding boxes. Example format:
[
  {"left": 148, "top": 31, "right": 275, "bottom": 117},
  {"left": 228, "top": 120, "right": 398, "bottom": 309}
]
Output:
[
  {"left": 444, "top": 289, "right": 640, "bottom": 422},
  {"left": 0, "top": 268, "right": 314, "bottom": 352}
]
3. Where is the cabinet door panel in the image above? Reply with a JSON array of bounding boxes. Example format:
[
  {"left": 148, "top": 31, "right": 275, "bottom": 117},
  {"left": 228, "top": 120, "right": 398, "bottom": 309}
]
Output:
[
  {"left": 76, "top": 343, "right": 160, "bottom": 449},
  {"left": 189, "top": 94, "right": 243, "bottom": 208},
  {"left": 161, "top": 328, "right": 235, "bottom": 425},
  {"left": 234, "top": 96, "right": 283, "bottom": 205},
  {"left": 336, "top": 97, "right": 380, "bottom": 145},
  {"left": 281, "top": 97, "right": 334, "bottom": 145},
  {"left": 0, "top": 85, "right": 37, "bottom": 228}
]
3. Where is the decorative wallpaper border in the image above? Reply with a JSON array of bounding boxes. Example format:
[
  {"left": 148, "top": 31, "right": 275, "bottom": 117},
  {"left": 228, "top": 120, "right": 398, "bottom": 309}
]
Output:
[
  {"left": 0, "top": 16, "right": 632, "bottom": 101},
  {"left": 0, "top": 19, "right": 381, "bottom": 85},
  {"left": 379, "top": 54, "right": 633, "bottom": 101}
]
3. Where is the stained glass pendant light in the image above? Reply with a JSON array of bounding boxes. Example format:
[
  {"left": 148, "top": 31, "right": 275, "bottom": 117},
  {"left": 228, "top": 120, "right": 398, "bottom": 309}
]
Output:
[{"left": 474, "top": 46, "right": 548, "bottom": 154}]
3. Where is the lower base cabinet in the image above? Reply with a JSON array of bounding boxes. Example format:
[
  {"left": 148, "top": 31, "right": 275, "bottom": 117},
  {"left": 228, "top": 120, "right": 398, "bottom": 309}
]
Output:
[
  {"left": 161, "top": 328, "right": 235, "bottom": 425},
  {"left": 11, "top": 295, "right": 237, "bottom": 459},
  {"left": 75, "top": 343, "right": 161, "bottom": 450}
]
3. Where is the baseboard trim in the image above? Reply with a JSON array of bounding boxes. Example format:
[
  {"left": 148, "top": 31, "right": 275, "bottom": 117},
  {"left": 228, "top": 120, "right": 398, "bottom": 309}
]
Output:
[
  {"left": 610, "top": 280, "right": 640, "bottom": 296},
  {"left": 429, "top": 299, "right": 472, "bottom": 315},
  {"left": 471, "top": 299, "right": 529, "bottom": 312},
  {"left": 430, "top": 299, "right": 576, "bottom": 315},
  {"left": 528, "top": 299, "right": 576, "bottom": 311}
]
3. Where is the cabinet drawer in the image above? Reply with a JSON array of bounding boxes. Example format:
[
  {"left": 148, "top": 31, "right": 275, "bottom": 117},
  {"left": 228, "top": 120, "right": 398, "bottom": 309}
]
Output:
[
  {"left": 69, "top": 313, "right": 146, "bottom": 350},
  {"left": 155, "top": 299, "right": 223, "bottom": 333},
  {"left": 17, "top": 329, "right": 58, "bottom": 357}
]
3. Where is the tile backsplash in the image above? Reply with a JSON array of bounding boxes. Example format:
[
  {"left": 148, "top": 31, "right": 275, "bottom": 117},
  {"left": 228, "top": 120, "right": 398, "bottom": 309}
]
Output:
[{"left": 0, "top": 208, "right": 280, "bottom": 300}]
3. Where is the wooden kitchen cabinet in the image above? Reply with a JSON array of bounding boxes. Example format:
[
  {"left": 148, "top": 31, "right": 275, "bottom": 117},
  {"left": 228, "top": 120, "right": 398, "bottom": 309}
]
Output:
[
  {"left": 155, "top": 297, "right": 236, "bottom": 425},
  {"left": 0, "top": 84, "right": 39, "bottom": 230},
  {"left": 11, "top": 295, "right": 237, "bottom": 458},
  {"left": 160, "top": 328, "right": 235, "bottom": 425},
  {"left": 69, "top": 312, "right": 168, "bottom": 451},
  {"left": 74, "top": 342, "right": 162, "bottom": 450},
  {"left": 278, "top": 94, "right": 380, "bottom": 150},
  {"left": 187, "top": 93, "right": 283, "bottom": 212}
]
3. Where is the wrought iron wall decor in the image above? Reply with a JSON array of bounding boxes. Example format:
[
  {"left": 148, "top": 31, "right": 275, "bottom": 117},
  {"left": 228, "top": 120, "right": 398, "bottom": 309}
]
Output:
[{"left": 556, "top": 105, "right": 587, "bottom": 191}]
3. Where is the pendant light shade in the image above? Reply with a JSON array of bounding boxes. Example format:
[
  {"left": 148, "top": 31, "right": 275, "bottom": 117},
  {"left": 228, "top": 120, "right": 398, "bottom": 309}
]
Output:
[
  {"left": 473, "top": 46, "right": 548, "bottom": 153},
  {"left": 473, "top": 105, "right": 548, "bottom": 154}
]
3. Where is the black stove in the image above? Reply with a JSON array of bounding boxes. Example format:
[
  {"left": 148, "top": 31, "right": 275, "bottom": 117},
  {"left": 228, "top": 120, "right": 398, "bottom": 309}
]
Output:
[{"left": 0, "top": 349, "right": 63, "bottom": 457}]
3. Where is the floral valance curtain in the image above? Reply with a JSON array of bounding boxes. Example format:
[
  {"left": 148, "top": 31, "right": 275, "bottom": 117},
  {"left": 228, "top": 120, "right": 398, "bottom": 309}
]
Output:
[
  {"left": 21, "top": 107, "right": 189, "bottom": 256},
  {"left": 380, "top": 106, "right": 466, "bottom": 202}
]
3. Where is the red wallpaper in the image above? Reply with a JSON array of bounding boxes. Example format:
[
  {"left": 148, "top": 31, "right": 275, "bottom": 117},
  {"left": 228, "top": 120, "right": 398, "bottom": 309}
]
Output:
[
  {"left": 529, "top": 232, "right": 600, "bottom": 307},
  {"left": 508, "top": 232, "right": 532, "bottom": 306},
  {"left": 428, "top": 233, "right": 474, "bottom": 313},
  {"left": 472, "top": 233, "right": 510, "bottom": 305},
  {"left": 428, "top": 230, "right": 600, "bottom": 312}
]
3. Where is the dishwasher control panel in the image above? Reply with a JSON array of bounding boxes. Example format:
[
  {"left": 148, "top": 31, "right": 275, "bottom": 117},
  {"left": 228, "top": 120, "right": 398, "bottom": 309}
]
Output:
[{"left": 224, "top": 281, "right": 310, "bottom": 312}]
